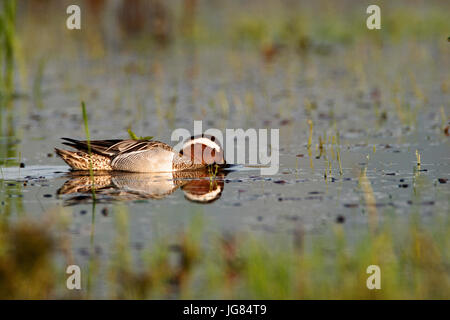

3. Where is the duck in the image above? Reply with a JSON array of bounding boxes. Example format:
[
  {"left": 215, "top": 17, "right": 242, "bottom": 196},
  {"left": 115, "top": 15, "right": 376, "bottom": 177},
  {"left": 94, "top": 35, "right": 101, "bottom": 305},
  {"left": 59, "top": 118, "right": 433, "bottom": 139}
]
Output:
[{"left": 55, "top": 134, "right": 225, "bottom": 172}]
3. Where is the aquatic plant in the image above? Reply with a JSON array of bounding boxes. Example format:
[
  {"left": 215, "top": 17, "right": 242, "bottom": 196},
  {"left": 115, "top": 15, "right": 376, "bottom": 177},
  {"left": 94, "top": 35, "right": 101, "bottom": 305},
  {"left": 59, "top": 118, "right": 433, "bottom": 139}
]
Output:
[
  {"left": 127, "top": 128, "right": 153, "bottom": 141},
  {"left": 81, "top": 102, "right": 92, "bottom": 167},
  {"left": 307, "top": 119, "right": 313, "bottom": 150},
  {"left": 336, "top": 149, "right": 343, "bottom": 176},
  {"left": 81, "top": 101, "right": 96, "bottom": 200},
  {"left": 415, "top": 150, "right": 421, "bottom": 166},
  {"left": 0, "top": 0, "right": 16, "bottom": 100}
]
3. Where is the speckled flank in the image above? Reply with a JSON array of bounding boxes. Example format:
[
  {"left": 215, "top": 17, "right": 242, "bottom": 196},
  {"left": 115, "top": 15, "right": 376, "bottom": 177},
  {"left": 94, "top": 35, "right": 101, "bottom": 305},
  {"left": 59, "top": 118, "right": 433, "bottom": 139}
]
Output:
[{"left": 55, "top": 148, "right": 113, "bottom": 170}]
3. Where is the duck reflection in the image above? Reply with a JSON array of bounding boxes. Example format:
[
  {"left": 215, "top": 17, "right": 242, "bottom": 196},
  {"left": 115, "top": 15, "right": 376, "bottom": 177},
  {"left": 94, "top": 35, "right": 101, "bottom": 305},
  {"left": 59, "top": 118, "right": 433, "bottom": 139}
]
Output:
[{"left": 57, "top": 169, "right": 228, "bottom": 205}]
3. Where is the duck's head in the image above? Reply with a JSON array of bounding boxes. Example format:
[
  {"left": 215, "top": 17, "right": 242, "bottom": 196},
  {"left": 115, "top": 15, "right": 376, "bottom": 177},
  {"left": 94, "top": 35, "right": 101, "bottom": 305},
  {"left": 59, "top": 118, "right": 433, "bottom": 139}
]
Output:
[{"left": 180, "top": 134, "right": 225, "bottom": 166}]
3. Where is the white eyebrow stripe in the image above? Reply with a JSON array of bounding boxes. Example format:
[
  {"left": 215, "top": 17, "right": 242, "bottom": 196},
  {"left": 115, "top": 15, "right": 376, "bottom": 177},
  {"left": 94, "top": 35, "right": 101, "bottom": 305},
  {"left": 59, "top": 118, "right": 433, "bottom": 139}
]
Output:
[{"left": 183, "top": 138, "right": 221, "bottom": 151}]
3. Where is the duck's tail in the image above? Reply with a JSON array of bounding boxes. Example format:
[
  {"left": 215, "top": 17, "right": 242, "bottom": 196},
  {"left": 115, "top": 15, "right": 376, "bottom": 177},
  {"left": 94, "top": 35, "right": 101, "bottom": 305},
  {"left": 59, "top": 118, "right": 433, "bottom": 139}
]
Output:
[{"left": 55, "top": 148, "right": 112, "bottom": 171}]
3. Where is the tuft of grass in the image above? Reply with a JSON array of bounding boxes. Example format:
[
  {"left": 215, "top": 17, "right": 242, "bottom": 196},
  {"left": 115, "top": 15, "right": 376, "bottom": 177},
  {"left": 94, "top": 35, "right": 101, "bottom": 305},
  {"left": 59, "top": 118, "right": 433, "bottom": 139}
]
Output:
[
  {"left": 415, "top": 149, "right": 421, "bottom": 166},
  {"left": 127, "top": 129, "right": 153, "bottom": 141},
  {"left": 32, "top": 58, "right": 46, "bottom": 109},
  {"left": 81, "top": 102, "right": 92, "bottom": 160},
  {"left": 335, "top": 131, "right": 343, "bottom": 176},
  {"left": 337, "top": 151, "right": 343, "bottom": 175},
  {"left": 0, "top": 0, "right": 17, "bottom": 100}
]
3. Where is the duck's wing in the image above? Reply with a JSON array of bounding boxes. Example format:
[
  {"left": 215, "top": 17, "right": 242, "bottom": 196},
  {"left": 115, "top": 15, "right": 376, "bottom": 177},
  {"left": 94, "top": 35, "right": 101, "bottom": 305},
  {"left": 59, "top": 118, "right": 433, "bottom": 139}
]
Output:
[{"left": 61, "top": 138, "right": 171, "bottom": 157}]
